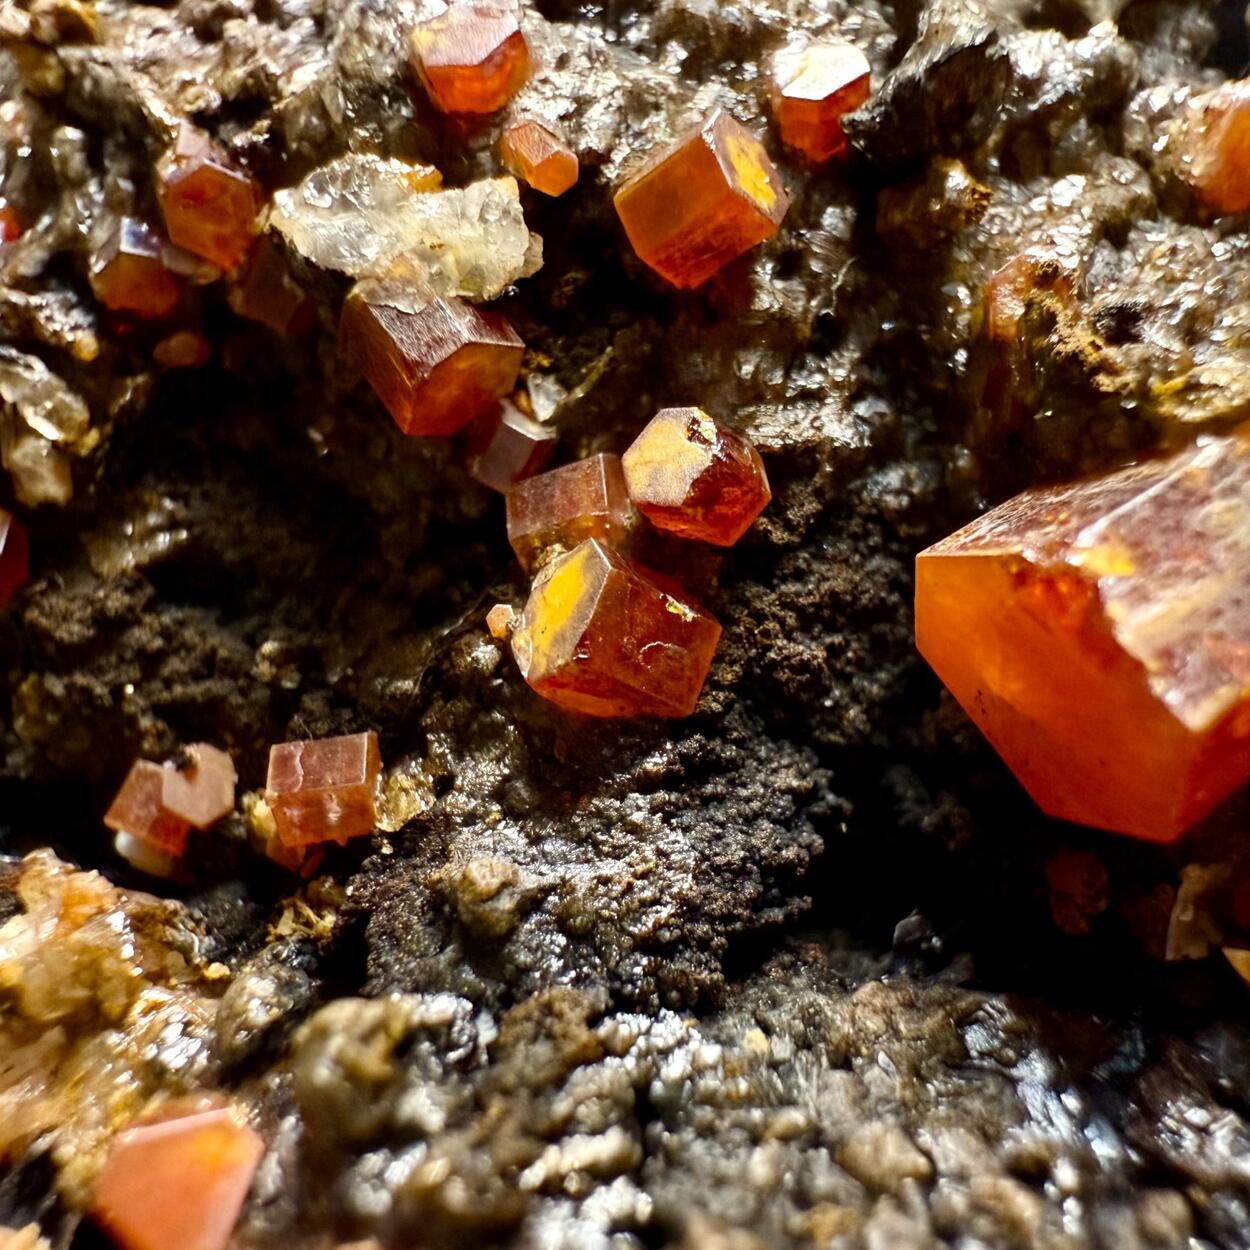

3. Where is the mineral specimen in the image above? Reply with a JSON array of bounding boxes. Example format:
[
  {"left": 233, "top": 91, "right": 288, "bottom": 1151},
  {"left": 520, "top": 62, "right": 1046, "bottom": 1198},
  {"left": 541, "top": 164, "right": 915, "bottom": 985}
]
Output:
[
  {"left": 227, "top": 240, "right": 312, "bottom": 336},
  {"left": 613, "top": 110, "right": 789, "bottom": 289},
  {"left": 510, "top": 539, "right": 722, "bottom": 717},
  {"left": 93, "top": 1105, "right": 264, "bottom": 1250},
  {"left": 499, "top": 121, "right": 579, "bottom": 196},
  {"left": 160, "top": 744, "right": 237, "bottom": 830},
  {"left": 769, "top": 40, "right": 871, "bottom": 162},
  {"left": 1171, "top": 79, "right": 1250, "bottom": 217},
  {"left": 265, "top": 731, "right": 382, "bottom": 847},
  {"left": 410, "top": 2, "right": 530, "bottom": 115},
  {"left": 505, "top": 452, "right": 634, "bottom": 573},
  {"left": 156, "top": 126, "right": 259, "bottom": 272},
  {"left": 0, "top": 204, "right": 20, "bottom": 243},
  {"left": 915, "top": 426, "right": 1250, "bottom": 842},
  {"left": 621, "top": 407, "right": 770, "bottom": 546},
  {"left": 340, "top": 281, "right": 524, "bottom": 436},
  {"left": 0, "top": 507, "right": 29, "bottom": 605},
  {"left": 464, "top": 400, "right": 557, "bottom": 492},
  {"left": 983, "top": 252, "right": 1075, "bottom": 344},
  {"left": 89, "top": 219, "right": 182, "bottom": 320},
  {"left": 103, "top": 761, "right": 191, "bottom": 859}
]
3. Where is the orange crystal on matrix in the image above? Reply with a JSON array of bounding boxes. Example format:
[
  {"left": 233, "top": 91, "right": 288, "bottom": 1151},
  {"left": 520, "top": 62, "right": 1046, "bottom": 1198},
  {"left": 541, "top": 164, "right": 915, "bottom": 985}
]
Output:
[
  {"left": 915, "top": 425, "right": 1250, "bottom": 843},
  {"left": 769, "top": 40, "right": 871, "bottom": 163},
  {"left": 511, "top": 538, "right": 722, "bottom": 718},
  {"left": 622, "top": 407, "right": 770, "bottom": 546},
  {"left": 613, "top": 109, "right": 789, "bottom": 289},
  {"left": 156, "top": 125, "right": 259, "bottom": 271},
  {"left": 104, "top": 760, "right": 192, "bottom": 857},
  {"left": 983, "top": 252, "right": 1076, "bottom": 345},
  {"left": 1172, "top": 78, "right": 1250, "bottom": 216},
  {"left": 0, "top": 507, "right": 29, "bottom": 605},
  {"left": 500, "top": 121, "right": 579, "bottom": 196},
  {"left": 89, "top": 218, "right": 182, "bottom": 320},
  {"left": 410, "top": 2, "right": 530, "bottom": 115},
  {"left": 265, "top": 731, "right": 382, "bottom": 847},
  {"left": 506, "top": 452, "right": 634, "bottom": 573},
  {"left": 93, "top": 1105, "right": 264, "bottom": 1250},
  {"left": 340, "top": 281, "right": 524, "bottom": 436}
]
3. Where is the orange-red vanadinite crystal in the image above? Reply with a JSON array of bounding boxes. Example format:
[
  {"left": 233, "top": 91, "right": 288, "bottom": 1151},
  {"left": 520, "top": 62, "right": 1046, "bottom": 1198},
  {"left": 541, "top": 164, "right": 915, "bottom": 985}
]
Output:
[
  {"left": 90, "top": 218, "right": 182, "bottom": 319},
  {"left": 265, "top": 731, "right": 382, "bottom": 847},
  {"left": 915, "top": 425, "right": 1250, "bottom": 843},
  {"left": 500, "top": 121, "right": 579, "bottom": 196},
  {"left": 1172, "top": 78, "right": 1250, "bottom": 216},
  {"left": 622, "top": 407, "right": 770, "bottom": 546},
  {"left": 464, "top": 400, "right": 557, "bottom": 493},
  {"left": 340, "top": 282, "right": 524, "bottom": 437},
  {"left": 0, "top": 508, "right": 29, "bottom": 606},
  {"left": 511, "top": 538, "right": 722, "bottom": 718},
  {"left": 410, "top": 2, "right": 530, "bottom": 115},
  {"left": 769, "top": 40, "right": 870, "bottom": 163},
  {"left": 613, "top": 110, "right": 789, "bottom": 289}
]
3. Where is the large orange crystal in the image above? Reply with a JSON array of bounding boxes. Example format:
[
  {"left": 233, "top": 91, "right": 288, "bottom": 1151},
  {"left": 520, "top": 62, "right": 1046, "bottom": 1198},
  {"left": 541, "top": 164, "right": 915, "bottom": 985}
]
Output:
[
  {"left": 915, "top": 426, "right": 1250, "bottom": 842},
  {"left": 622, "top": 407, "right": 770, "bottom": 546},
  {"left": 156, "top": 126, "right": 259, "bottom": 271},
  {"left": 90, "top": 218, "right": 182, "bottom": 320},
  {"left": 613, "top": 109, "right": 789, "bottom": 289},
  {"left": 0, "top": 508, "right": 28, "bottom": 605},
  {"left": 506, "top": 452, "right": 634, "bottom": 573},
  {"left": 1172, "top": 79, "right": 1250, "bottom": 216},
  {"left": 769, "top": 40, "right": 871, "bottom": 163},
  {"left": 93, "top": 1105, "right": 264, "bottom": 1250},
  {"left": 500, "top": 121, "right": 579, "bottom": 196},
  {"left": 340, "top": 281, "right": 524, "bottom": 436},
  {"left": 511, "top": 538, "right": 722, "bottom": 718},
  {"left": 265, "top": 731, "right": 382, "bottom": 847},
  {"left": 410, "top": 2, "right": 530, "bottom": 115}
]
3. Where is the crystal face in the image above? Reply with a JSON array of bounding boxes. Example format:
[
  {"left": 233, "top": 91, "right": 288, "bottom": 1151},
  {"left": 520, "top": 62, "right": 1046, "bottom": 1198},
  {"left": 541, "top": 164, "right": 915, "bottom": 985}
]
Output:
[
  {"left": 265, "top": 731, "right": 382, "bottom": 847},
  {"left": 1172, "top": 79, "right": 1250, "bottom": 216},
  {"left": 511, "top": 539, "right": 722, "bottom": 718},
  {"left": 613, "top": 109, "right": 789, "bottom": 289},
  {"left": 89, "top": 218, "right": 182, "bottom": 319},
  {"left": 464, "top": 400, "right": 558, "bottom": 493},
  {"left": 410, "top": 3, "right": 530, "bottom": 115},
  {"left": 340, "top": 282, "right": 524, "bottom": 436},
  {"left": 93, "top": 1107, "right": 264, "bottom": 1250},
  {"left": 0, "top": 508, "right": 29, "bottom": 605},
  {"left": 103, "top": 760, "right": 191, "bottom": 857},
  {"left": 156, "top": 127, "right": 259, "bottom": 271},
  {"left": 769, "top": 41, "right": 871, "bottom": 162},
  {"left": 915, "top": 426, "right": 1250, "bottom": 842},
  {"left": 500, "top": 121, "right": 579, "bottom": 196},
  {"left": 621, "top": 407, "right": 770, "bottom": 546},
  {"left": 983, "top": 253, "right": 1075, "bottom": 344},
  {"left": 505, "top": 452, "right": 634, "bottom": 573},
  {"left": 160, "top": 744, "right": 237, "bottom": 830},
  {"left": 227, "top": 239, "right": 312, "bottom": 336}
]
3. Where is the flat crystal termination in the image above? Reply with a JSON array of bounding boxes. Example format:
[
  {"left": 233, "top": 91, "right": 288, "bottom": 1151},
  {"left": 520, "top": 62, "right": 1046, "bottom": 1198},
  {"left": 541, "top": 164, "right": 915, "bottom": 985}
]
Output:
[
  {"left": 340, "top": 284, "right": 523, "bottom": 436},
  {"left": 0, "top": 507, "right": 29, "bottom": 605},
  {"left": 622, "top": 407, "right": 771, "bottom": 546},
  {"left": 410, "top": 3, "right": 530, "bottom": 115},
  {"left": 160, "top": 744, "right": 236, "bottom": 829},
  {"left": 103, "top": 760, "right": 191, "bottom": 856},
  {"left": 916, "top": 425, "right": 1250, "bottom": 842},
  {"left": 500, "top": 121, "right": 579, "bottom": 196},
  {"left": 93, "top": 1107, "right": 264, "bottom": 1250},
  {"left": 506, "top": 452, "right": 634, "bottom": 573},
  {"left": 511, "top": 538, "right": 723, "bottom": 718},
  {"left": 90, "top": 218, "right": 182, "bottom": 319},
  {"left": 1173, "top": 79, "right": 1250, "bottom": 217},
  {"left": 265, "top": 731, "right": 382, "bottom": 847},
  {"left": 769, "top": 41, "right": 871, "bottom": 163},
  {"left": 464, "top": 400, "right": 557, "bottom": 493},
  {"left": 614, "top": 110, "right": 789, "bottom": 290}
]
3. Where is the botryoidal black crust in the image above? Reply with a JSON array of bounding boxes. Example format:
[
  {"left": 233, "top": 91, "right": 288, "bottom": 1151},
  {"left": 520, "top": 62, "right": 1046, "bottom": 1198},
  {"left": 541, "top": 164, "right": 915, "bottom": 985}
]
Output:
[{"left": 3, "top": 0, "right": 1250, "bottom": 1245}]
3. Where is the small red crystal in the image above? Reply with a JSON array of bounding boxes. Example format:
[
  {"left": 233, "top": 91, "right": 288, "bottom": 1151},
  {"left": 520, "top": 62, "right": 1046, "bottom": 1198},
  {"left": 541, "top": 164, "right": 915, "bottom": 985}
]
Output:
[
  {"left": 0, "top": 508, "right": 29, "bottom": 606},
  {"left": 90, "top": 218, "right": 182, "bottom": 320},
  {"left": 769, "top": 40, "right": 870, "bottom": 163},
  {"left": 265, "top": 731, "right": 382, "bottom": 847},
  {"left": 984, "top": 253, "right": 1076, "bottom": 345},
  {"left": 103, "top": 760, "right": 191, "bottom": 858},
  {"left": 93, "top": 1106, "right": 264, "bottom": 1250},
  {"left": 505, "top": 452, "right": 635, "bottom": 573},
  {"left": 410, "top": 2, "right": 530, "bottom": 115},
  {"left": 340, "top": 282, "right": 524, "bottom": 437},
  {"left": 622, "top": 407, "right": 770, "bottom": 546},
  {"left": 1172, "top": 79, "right": 1250, "bottom": 216},
  {"left": 464, "top": 400, "right": 558, "bottom": 493},
  {"left": 228, "top": 239, "right": 313, "bottom": 336},
  {"left": 500, "top": 121, "right": 579, "bottom": 196},
  {"left": 0, "top": 204, "right": 21, "bottom": 243},
  {"left": 160, "top": 744, "right": 237, "bottom": 830}
]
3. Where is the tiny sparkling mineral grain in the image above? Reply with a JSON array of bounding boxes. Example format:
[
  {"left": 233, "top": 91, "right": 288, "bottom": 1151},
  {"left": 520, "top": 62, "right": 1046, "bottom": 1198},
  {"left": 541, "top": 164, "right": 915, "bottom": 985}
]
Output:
[
  {"left": 93, "top": 1106, "right": 264, "bottom": 1250},
  {"left": 511, "top": 538, "right": 722, "bottom": 718},
  {"left": 410, "top": 2, "right": 530, "bottom": 115},
  {"left": 89, "top": 218, "right": 182, "bottom": 320},
  {"left": 0, "top": 508, "right": 29, "bottom": 605},
  {"left": 156, "top": 126, "right": 260, "bottom": 272},
  {"left": 464, "top": 400, "right": 558, "bottom": 492},
  {"left": 915, "top": 425, "right": 1250, "bottom": 842},
  {"left": 1172, "top": 79, "right": 1250, "bottom": 216},
  {"left": 265, "top": 731, "right": 382, "bottom": 847},
  {"left": 622, "top": 407, "right": 770, "bottom": 546},
  {"left": 500, "top": 121, "right": 579, "bottom": 196},
  {"left": 103, "top": 760, "right": 191, "bottom": 857},
  {"left": 340, "top": 282, "right": 524, "bottom": 436},
  {"left": 160, "top": 744, "right": 237, "bottom": 830},
  {"left": 769, "top": 40, "right": 871, "bottom": 162},
  {"left": 505, "top": 452, "right": 634, "bottom": 573},
  {"left": 613, "top": 109, "right": 789, "bottom": 289}
]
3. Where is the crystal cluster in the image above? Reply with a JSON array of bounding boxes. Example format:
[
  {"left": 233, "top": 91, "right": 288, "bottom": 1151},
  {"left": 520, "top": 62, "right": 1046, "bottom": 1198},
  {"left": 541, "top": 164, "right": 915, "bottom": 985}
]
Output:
[
  {"left": 916, "top": 426, "right": 1250, "bottom": 842},
  {"left": 0, "top": 508, "right": 29, "bottom": 606},
  {"left": 89, "top": 219, "right": 182, "bottom": 320},
  {"left": 265, "top": 731, "right": 382, "bottom": 847},
  {"left": 500, "top": 121, "right": 579, "bottom": 196},
  {"left": 410, "top": 2, "right": 530, "bottom": 115},
  {"left": 769, "top": 40, "right": 871, "bottom": 162},
  {"left": 1171, "top": 79, "right": 1250, "bottom": 217},
  {"left": 614, "top": 110, "right": 789, "bottom": 289}
]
